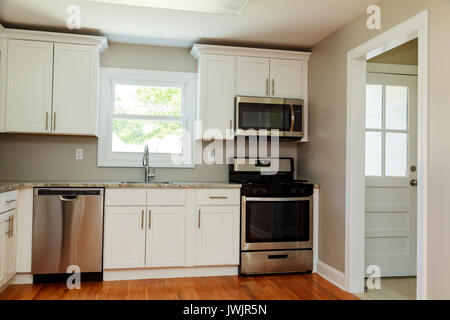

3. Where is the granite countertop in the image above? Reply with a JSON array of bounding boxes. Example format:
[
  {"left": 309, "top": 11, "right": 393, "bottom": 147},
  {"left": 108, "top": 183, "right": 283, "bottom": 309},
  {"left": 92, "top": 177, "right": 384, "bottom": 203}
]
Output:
[{"left": 0, "top": 181, "right": 242, "bottom": 193}]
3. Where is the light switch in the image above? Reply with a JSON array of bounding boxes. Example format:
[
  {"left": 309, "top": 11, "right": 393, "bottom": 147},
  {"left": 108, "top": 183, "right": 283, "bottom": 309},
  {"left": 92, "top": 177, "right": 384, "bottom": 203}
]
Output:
[{"left": 76, "top": 148, "right": 84, "bottom": 160}]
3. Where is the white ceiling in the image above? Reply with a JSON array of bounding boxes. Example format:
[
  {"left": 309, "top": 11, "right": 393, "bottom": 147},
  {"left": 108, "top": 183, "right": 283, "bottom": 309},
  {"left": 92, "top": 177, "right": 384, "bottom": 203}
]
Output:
[{"left": 0, "top": 0, "right": 379, "bottom": 49}]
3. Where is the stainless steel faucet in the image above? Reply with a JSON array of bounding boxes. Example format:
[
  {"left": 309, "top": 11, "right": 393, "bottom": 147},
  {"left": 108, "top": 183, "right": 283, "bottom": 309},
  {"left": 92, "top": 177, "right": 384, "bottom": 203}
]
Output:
[{"left": 143, "top": 145, "right": 156, "bottom": 182}]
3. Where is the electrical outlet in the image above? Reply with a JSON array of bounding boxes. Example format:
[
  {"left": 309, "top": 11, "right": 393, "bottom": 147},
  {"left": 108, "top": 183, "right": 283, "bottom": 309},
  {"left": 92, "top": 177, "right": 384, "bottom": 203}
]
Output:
[{"left": 76, "top": 148, "right": 84, "bottom": 160}]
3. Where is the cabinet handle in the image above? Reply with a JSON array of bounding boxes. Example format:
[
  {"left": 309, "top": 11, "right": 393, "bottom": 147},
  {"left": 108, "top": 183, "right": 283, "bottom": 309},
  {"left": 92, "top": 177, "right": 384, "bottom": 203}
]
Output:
[
  {"left": 198, "top": 209, "right": 201, "bottom": 229},
  {"left": 53, "top": 112, "right": 56, "bottom": 131},
  {"left": 148, "top": 209, "right": 152, "bottom": 229},
  {"left": 209, "top": 196, "right": 228, "bottom": 200},
  {"left": 272, "top": 79, "right": 275, "bottom": 96},
  {"left": 5, "top": 216, "right": 11, "bottom": 237},
  {"left": 10, "top": 215, "right": 14, "bottom": 238},
  {"left": 5, "top": 199, "right": 16, "bottom": 204},
  {"left": 266, "top": 78, "right": 269, "bottom": 95},
  {"left": 141, "top": 210, "right": 144, "bottom": 230},
  {"left": 45, "top": 112, "right": 49, "bottom": 131}
]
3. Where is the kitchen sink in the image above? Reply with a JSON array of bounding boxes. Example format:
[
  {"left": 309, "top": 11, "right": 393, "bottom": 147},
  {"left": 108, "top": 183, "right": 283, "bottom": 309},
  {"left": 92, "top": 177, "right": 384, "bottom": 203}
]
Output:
[{"left": 120, "top": 181, "right": 173, "bottom": 184}]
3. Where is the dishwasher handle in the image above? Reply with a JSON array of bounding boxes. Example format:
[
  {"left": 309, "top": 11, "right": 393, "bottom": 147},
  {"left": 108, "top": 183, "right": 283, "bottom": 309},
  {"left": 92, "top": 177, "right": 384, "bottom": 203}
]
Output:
[{"left": 59, "top": 195, "right": 79, "bottom": 202}]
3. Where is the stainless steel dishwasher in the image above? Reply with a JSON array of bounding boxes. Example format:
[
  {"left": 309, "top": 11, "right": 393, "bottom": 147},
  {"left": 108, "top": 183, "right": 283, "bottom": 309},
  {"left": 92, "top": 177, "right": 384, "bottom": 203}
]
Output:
[{"left": 32, "top": 188, "right": 104, "bottom": 282}]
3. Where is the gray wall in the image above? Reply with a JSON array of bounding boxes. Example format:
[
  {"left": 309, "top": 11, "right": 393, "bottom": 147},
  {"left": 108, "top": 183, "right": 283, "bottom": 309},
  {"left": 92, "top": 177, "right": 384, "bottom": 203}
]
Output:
[
  {"left": 0, "top": 42, "right": 299, "bottom": 182},
  {"left": 299, "top": 0, "right": 450, "bottom": 299}
]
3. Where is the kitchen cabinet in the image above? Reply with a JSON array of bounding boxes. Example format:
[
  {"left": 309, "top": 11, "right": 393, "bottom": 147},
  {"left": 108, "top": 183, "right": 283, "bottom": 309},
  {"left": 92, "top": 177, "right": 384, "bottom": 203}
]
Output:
[
  {"left": 195, "top": 206, "right": 240, "bottom": 266},
  {"left": 196, "top": 54, "right": 236, "bottom": 140},
  {"left": 146, "top": 206, "right": 185, "bottom": 267},
  {"left": 104, "top": 188, "right": 241, "bottom": 271},
  {"left": 237, "top": 57, "right": 303, "bottom": 99},
  {"left": 236, "top": 56, "right": 270, "bottom": 97},
  {"left": 191, "top": 44, "right": 310, "bottom": 141},
  {"left": 52, "top": 43, "right": 99, "bottom": 135},
  {"left": 269, "top": 59, "right": 303, "bottom": 98},
  {"left": 1, "top": 33, "right": 104, "bottom": 136},
  {"left": 0, "top": 39, "right": 7, "bottom": 132},
  {"left": 104, "top": 206, "right": 146, "bottom": 269},
  {"left": 0, "top": 209, "right": 16, "bottom": 289},
  {"left": 5, "top": 40, "right": 53, "bottom": 133}
]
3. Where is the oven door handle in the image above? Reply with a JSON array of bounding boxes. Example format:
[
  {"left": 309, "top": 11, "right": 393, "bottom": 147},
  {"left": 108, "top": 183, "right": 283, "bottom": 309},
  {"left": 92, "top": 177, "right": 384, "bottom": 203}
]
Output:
[{"left": 245, "top": 197, "right": 312, "bottom": 202}]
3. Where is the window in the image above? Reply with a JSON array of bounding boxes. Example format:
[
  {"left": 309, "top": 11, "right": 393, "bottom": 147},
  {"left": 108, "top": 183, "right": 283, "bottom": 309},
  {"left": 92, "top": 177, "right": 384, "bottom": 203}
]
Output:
[
  {"left": 365, "top": 83, "right": 409, "bottom": 177},
  {"left": 98, "top": 68, "right": 197, "bottom": 167}
]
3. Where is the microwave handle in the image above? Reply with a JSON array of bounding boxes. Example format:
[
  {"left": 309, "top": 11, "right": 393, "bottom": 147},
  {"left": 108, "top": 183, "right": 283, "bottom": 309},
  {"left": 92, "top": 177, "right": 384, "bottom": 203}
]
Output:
[{"left": 289, "top": 104, "right": 295, "bottom": 132}]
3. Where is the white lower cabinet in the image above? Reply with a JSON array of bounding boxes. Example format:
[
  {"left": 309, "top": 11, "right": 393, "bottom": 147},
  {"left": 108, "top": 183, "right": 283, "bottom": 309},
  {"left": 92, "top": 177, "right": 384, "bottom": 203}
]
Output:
[
  {"left": 103, "top": 188, "right": 241, "bottom": 271},
  {"left": 195, "top": 206, "right": 240, "bottom": 266},
  {"left": 104, "top": 206, "right": 146, "bottom": 269},
  {"left": 0, "top": 209, "right": 17, "bottom": 288},
  {"left": 146, "top": 206, "right": 185, "bottom": 267}
]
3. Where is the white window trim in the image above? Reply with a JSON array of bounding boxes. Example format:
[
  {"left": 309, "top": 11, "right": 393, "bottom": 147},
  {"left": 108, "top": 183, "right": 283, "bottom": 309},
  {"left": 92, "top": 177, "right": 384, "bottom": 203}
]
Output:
[{"left": 98, "top": 67, "right": 197, "bottom": 168}]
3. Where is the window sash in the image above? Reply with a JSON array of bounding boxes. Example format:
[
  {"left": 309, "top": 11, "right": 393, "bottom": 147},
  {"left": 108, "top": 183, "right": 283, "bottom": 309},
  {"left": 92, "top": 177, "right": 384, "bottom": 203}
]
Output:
[{"left": 97, "top": 67, "right": 197, "bottom": 168}]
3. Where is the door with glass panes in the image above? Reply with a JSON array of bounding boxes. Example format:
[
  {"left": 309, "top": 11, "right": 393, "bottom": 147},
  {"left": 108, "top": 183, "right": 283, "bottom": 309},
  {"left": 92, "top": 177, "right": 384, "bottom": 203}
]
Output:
[{"left": 365, "top": 73, "right": 417, "bottom": 277}]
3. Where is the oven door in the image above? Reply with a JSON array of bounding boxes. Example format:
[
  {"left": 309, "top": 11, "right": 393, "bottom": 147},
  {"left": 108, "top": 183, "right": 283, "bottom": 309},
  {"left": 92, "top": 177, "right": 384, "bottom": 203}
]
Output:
[
  {"left": 235, "top": 96, "right": 303, "bottom": 138},
  {"left": 241, "top": 196, "right": 313, "bottom": 251}
]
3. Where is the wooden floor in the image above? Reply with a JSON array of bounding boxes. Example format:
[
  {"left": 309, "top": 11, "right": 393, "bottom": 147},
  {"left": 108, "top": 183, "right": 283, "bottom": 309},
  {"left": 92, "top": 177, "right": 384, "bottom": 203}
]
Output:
[{"left": 0, "top": 274, "right": 358, "bottom": 300}]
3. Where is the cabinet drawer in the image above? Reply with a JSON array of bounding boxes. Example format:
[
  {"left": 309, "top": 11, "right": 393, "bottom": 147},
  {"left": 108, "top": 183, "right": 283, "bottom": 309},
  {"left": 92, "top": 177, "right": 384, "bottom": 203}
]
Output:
[
  {"left": 147, "top": 189, "right": 186, "bottom": 206},
  {"left": 105, "top": 188, "right": 146, "bottom": 206},
  {"left": 196, "top": 189, "right": 240, "bottom": 206},
  {"left": 0, "top": 190, "right": 18, "bottom": 213}
]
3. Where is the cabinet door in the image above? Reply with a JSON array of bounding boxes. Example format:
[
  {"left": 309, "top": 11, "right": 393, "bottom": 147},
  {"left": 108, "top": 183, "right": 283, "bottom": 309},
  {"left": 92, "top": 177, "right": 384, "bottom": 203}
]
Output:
[
  {"left": 0, "top": 39, "right": 7, "bottom": 133},
  {"left": 195, "top": 206, "right": 240, "bottom": 266},
  {"left": 198, "top": 54, "right": 235, "bottom": 140},
  {"left": 0, "top": 220, "right": 6, "bottom": 287},
  {"left": 4, "top": 211, "right": 16, "bottom": 282},
  {"left": 52, "top": 44, "right": 99, "bottom": 135},
  {"left": 5, "top": 40, "right": 53, "bottom": 133},
  {"left": 269, "top": 59, "right": 302, "bottom": 98},
  {"left": 146, "top": 206, "right": 185, "bottom": 267},
  {"left": 104, "top": 206, "right": 146, "bottom": 269},
  {"left": 236, "top": 56, "right": 270, "bottom": 97}
]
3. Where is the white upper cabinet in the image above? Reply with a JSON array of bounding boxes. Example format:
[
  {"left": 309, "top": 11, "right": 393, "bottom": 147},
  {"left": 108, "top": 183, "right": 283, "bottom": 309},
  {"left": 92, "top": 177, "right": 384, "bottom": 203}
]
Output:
[
  {"left": 52, "top": 43, "right": 99, "bottom": 136},
  {"left": 0, "top": 27, "right": 107, "bottom": 136},
  {"left": 270, "top": 59, "right": 303, "bottom": 98},
  {"left": 5, "top": 40, "right": 53, "bottom": 133},
  {"left": 236, "top": 57, "right": 270, "bottom": 97},
  {"left": 191, "top": 44, "right": 310, "bottom": 141},
  {"left": 197, "top": 54, "right": 236, "bottom": 140},
  {"left": 0, "top": 39, "right": 7, "bottom": 132}
]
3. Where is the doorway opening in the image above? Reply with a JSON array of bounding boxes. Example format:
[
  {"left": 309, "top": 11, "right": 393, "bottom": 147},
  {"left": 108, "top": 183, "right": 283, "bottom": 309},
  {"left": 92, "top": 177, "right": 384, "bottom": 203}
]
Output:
[
  {"left": 357, "top": 39, "right": 418, "bottom": 300},
  {"left": 345, "top": 11, "right": 428, "bottom": 300}
]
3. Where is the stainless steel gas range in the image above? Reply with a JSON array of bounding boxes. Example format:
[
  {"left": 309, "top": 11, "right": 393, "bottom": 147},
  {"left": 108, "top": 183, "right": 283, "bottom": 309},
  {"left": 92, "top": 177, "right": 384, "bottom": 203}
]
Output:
[{"left": 229, "top": 157, "right": 313, "bottom": 275}]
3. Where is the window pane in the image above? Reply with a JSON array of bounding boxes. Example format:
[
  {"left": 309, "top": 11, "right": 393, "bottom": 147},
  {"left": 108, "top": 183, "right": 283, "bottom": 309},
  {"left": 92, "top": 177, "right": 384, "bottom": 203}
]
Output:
[
  {"left": 365, "top": 131, "right": 382, "bottom": 176},
  {"left": 386, "top": 86, "right": 408, "bottom": 130},
  {"left": 114, "top": 84, "right": 182, "bottom": 117},
  {"left": 366, "top": 84, "right": 383, "bottom": 129},
  {"left": 112, "top": 119, "right": 182, "bottom": 153},
  {"left": 385, "top": 132, "right": 408, "bottom": 176}
]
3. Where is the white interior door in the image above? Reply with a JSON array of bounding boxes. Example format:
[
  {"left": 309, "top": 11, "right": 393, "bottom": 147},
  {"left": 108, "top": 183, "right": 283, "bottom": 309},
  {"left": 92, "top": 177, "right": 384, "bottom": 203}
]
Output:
[{"left": 365, "top": 72, "right": 417, "bottom": 277}]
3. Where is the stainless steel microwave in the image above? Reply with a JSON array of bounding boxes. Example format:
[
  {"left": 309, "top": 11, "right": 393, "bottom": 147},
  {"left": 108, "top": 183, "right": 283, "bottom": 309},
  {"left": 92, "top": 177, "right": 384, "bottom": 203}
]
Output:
[{"left": 235, "top": 96, "right": 304, "bottom": 139}]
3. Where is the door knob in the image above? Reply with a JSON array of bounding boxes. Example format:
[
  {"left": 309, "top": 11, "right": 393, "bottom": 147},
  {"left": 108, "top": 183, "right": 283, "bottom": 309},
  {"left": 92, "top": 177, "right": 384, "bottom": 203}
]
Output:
[{"left": 410, "top": 179, "right": 418, "bottom": 187}]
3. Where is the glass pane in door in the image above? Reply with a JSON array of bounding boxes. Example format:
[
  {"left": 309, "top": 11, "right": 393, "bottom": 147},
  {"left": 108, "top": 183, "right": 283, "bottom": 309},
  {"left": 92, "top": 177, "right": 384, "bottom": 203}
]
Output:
[
  {"left": 385, "top": 132, "right": 408, "bottom": 176},
  {"left": 366, "top": 84, "right": 383, "bottom": 129},
  {"left": 386, "top": 86, "right": 408, "bottom": 130},
  {"left": 366, "top": 131, "right": 382, "bottom": 176}
]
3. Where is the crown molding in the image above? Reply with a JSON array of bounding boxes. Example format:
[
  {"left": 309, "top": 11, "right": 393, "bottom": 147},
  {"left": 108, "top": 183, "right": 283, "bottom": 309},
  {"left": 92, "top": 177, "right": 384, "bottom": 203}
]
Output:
[
  {"left": 190, "top": 44, "right": 311, "bottom": 61},
  {"left": 0, "top": 26, "right": 108, "bottom": 52}
]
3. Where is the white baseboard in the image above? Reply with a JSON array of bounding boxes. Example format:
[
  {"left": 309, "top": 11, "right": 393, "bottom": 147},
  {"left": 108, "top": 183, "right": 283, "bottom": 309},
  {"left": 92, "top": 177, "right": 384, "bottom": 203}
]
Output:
[
  {"left": 316, "top": 260, "right": 346, "bottom": 290},
  {"left": 11, "top": 273, "right": 33, "bottom": 284},
  {"left": 104, "top": 266, "right": 239, "bottom": 281}
]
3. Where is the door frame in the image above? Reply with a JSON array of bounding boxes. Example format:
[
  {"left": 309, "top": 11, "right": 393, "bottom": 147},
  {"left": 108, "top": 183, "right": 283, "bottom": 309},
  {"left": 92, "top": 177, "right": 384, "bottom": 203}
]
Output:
[{"left": 345, "top": 11, "right": 428, "bottom": 299}]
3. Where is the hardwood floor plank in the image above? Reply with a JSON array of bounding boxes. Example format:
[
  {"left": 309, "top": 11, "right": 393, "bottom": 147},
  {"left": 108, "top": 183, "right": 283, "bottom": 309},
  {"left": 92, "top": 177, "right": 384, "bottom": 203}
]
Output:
[{"left": 0, "top": 274, "right": 359, "bottom": 300}]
